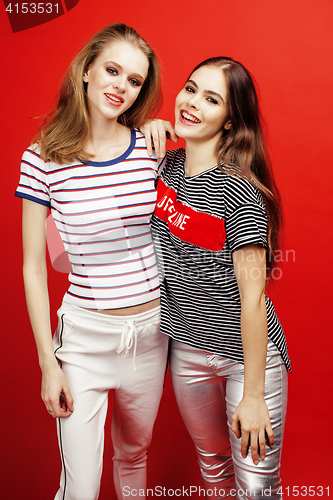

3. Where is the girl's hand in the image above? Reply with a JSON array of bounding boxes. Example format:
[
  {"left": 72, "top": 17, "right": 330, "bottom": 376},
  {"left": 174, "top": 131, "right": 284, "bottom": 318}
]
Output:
[
  {"left": 140, "top": 119, "right": 178, "bottom": 158},
  {"left": 41, "top": 361, "right": 74, "bottom": 418},
  {"left": 231, "top": 396, "right": 274, "bottom": 465}
]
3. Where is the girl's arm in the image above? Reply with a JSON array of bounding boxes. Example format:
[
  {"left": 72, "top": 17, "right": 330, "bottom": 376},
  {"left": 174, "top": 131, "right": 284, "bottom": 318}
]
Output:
[
  {"left": 139, "top": 119, "right": 178, "bottom": 158},
  {"left": 22, "top": 199, "right": 74, "bottom": 418},
  {"left": 231, "top": 244, "right": 274, "bottom": 465}
]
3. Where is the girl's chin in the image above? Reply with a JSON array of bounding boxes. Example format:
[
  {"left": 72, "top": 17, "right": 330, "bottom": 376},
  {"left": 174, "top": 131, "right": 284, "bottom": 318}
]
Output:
[{"left": 174, "top": 122, "right": 196, "bottom": 140}]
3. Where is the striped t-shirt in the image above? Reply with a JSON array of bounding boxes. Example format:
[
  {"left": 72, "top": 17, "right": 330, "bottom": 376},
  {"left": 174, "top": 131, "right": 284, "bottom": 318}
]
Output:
[
  {"left": 151, "top": 148, "right": 291, "bottom": 372},
  {"left": 15, "top": 129, "right": 161, "bottom": 310}
]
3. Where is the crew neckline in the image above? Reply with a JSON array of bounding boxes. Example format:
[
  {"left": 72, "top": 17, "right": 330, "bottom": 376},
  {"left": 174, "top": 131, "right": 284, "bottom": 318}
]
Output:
[
  {"left": 184, "top": 162, "right": 219, "bottom": 180},
  {"left": 86, "top": 129, "right": 136, "bottom": 167}
]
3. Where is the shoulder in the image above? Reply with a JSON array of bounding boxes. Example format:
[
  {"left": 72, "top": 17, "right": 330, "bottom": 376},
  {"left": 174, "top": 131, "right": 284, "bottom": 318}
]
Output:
[
  {"left": 166, "top": 147, "right": 186, "bottom": 162},
  {"left": 21, "top": 144, "right": 82, "bottom": 176},
  {"left": 132, "top": 129, "right": 149, "bottom": 152},
  {"left": 163, "top": 148, "right": 185, "bottom": 171},
  {"left": 158, "top": 148, "right": 185, "bottom": 181},
  {"left": 133, "top": 128, "right": 145, "bottom": 143},
  {"left": 23, "top": 143, "right": 43, "bottom": 161},
  {"left": 132, "top": 128, "right": 157, "bottom": 153},
  {"left": 132, "top": 128, "right": 160, "bottom": 163},
  {"left": 131, "top": 129, "right": 149, "bottom": 150},
  {"left": 223, "top": 170, "right": 265, "bottom": 210},
  {"left": 21, "top": 144, "right": 49, "bottom": 172}
]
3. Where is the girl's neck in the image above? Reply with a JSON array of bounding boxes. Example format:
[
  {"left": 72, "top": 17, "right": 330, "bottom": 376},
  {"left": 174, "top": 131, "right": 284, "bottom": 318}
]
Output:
[
  {"left": 184, "top": 140, "right": 219, "bottom": 178},
  {"left": 86, "top": 119, "right": 131, "bottom": 162}
]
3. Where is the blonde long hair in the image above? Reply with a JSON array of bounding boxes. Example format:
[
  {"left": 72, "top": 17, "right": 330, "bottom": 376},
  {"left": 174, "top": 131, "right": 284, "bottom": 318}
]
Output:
[{"left": 35, "top": 23, "right": 162, "bottom": 165}]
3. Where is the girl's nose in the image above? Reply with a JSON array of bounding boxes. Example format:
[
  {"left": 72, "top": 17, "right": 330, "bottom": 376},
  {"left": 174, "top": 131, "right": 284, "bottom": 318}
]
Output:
[
  {"left": 188, "top": 95, "right": 199, "bottom": 109},
  {"left": 113, "top": 76, "right": 126, "bottom": 93}
]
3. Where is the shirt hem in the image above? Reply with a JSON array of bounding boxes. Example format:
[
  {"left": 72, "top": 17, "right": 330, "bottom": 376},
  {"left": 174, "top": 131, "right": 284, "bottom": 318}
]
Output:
[{"left": 62, "top": 288, "right": 160, "bottom": 310}]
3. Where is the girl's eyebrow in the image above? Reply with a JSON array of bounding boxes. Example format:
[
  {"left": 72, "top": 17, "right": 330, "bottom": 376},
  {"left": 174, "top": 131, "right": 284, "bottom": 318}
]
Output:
[
  {"left": 105, "top": 60, "right": 145, "bottom": 81},
  {"left": 186, "top": 79, "right": 225, "bottom": 103}
]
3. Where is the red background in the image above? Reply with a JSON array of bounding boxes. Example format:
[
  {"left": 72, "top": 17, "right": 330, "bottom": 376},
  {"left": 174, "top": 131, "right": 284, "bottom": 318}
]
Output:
[{"left": 1, "top": 0, "right": 332, "bottom": 498}]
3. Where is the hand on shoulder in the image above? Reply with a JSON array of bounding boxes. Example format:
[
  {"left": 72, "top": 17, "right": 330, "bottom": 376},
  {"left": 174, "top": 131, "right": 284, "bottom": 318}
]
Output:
[{"left": 140, "top": 119, "right": 178, "bottom": 158}]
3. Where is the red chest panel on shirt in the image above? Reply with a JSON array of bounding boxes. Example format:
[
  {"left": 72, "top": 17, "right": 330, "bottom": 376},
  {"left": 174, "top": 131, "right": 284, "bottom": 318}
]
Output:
[{"left": 154, "top": 179, "right": 226, "bottom": 251}]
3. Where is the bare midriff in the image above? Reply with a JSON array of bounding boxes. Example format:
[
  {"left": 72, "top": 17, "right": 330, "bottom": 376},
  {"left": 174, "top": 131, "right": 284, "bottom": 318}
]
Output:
[{"left": 84, "top": 297, "right": 160, "bottom": 316}]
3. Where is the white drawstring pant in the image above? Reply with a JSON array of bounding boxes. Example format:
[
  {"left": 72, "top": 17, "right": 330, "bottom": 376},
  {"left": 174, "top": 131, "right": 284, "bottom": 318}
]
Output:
[{"left": 52, "top": 301, "right": 169, "bottom": 500}]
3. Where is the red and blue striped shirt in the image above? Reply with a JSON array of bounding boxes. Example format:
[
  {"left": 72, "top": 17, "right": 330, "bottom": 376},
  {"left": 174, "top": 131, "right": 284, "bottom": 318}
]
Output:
[{"left": 16, "top": 129, "right": 162, "bottom": 309}]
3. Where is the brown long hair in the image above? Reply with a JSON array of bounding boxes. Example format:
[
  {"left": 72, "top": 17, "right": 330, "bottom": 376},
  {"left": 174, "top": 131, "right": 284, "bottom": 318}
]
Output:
[
  {"left": 35, "top": 23, "right": 162, "bottom": 165},
  {"left": 191, "top": 57, "right": 283, "bottom": 276}
]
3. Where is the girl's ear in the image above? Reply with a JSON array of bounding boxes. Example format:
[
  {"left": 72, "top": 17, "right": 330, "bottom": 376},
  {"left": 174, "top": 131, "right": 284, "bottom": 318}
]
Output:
[
  {"left": 83, "top": 68, "right": 89, "bottom": 83},
  {"left": 224, "top": 119, "right": 232, "bottom": 131}
]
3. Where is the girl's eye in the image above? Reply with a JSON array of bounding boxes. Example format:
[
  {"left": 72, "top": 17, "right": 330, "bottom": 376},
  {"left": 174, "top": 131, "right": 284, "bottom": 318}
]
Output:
[
  {"left": 207, "top": 97, "right": 218, "bottom": 104},
  {"left": 185, "top": 86, "right": 195, "bottom": 93},
  {"left": 107, "top": 68, "right": 117, "bottom": 75},
  {"left": 129, "top": 79, "right": 141, "bottom": 87}
]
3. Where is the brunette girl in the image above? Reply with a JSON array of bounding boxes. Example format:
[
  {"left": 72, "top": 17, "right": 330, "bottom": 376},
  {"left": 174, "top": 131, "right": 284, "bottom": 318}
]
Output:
[
  {"left": 15, "top": 23, "right": 172, "bottom": 500},
  {"left": 148, "top": 57, "right": 291, "bottom": 499}
]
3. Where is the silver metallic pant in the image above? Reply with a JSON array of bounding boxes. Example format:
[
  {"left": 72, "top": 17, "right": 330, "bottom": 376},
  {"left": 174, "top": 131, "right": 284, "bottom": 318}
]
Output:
[{"left": 170, "top": 339, "right": 288, "bottom": 500}]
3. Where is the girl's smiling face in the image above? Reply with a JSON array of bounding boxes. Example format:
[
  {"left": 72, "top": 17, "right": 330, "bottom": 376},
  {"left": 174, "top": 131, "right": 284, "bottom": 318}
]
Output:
[
  {"left": 174, "top": 65, "right": 231, "bottom": 144},
  {"left": 83, "top": 40, "right": 149, "bottom": 124}
]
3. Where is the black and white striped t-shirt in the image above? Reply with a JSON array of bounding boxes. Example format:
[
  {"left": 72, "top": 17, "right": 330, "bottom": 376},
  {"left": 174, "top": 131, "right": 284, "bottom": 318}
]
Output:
[{"left": 151, "top": 148, "right": 291, "bottom": 371}]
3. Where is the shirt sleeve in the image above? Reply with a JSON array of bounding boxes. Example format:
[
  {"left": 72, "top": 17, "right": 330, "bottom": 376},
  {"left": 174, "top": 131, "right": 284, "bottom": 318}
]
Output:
[
  {"left": 15, "top": 146, "right": 50, "bottom": 207},
  {"left": 224, "top": 175, "right": 267, "bottom": 253}
]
